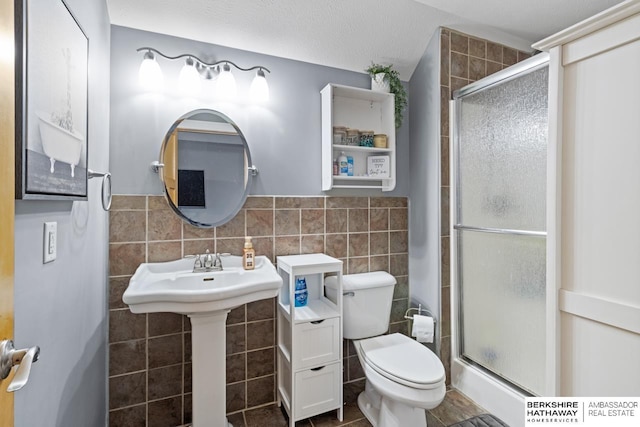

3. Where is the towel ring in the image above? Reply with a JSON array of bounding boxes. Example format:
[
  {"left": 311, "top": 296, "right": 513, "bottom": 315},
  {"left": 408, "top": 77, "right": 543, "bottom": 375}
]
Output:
[{"left": 88, "top": 170, "right": 112, "bottom": 211}]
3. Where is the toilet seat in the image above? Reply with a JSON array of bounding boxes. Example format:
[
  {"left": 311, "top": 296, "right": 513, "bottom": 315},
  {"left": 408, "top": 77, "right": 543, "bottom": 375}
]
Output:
[{"left": 357, "top": 333, "right": 445, "bottom": 389}]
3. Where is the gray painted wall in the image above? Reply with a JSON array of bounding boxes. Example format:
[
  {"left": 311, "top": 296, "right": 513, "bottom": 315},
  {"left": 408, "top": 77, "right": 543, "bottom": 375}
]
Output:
[
  {"left": 14, "top": 0, "right": 110, "bottom": 425},
  {"left": 110, "top": 26, "right": 409, "bottom": 197},
  {"left": 408, "top": 30, "right": 441, "bottom": 352}
]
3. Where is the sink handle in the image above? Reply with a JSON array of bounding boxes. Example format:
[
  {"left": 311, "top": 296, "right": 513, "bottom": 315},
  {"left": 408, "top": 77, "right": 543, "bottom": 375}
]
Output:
[
  {"left": 1, "top": 340, "right": 41, "bottom": 392},
  {"left": 194, "top": 254, "right": 203, "bottom": 269}
]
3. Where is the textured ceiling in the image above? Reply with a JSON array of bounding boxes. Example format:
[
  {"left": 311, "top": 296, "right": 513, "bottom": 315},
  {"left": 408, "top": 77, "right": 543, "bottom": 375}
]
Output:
[{"left": 106, "top": 0, "right": 623, "bottom": 80}]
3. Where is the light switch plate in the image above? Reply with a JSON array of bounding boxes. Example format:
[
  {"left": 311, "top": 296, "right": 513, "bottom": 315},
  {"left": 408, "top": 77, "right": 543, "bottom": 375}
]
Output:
[{"left": 43, "top": 222, "right": 57, "bottom": 263}]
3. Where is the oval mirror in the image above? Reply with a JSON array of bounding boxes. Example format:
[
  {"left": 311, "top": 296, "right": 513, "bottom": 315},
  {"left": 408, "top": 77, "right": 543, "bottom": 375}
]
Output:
[{"left": 157, "top": 109, "right": 254, "bottom": 228}]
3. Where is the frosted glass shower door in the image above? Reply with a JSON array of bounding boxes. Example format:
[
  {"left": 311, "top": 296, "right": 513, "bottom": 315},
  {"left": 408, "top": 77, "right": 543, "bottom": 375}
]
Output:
[{"left": 452, "top": 57, "right": 548, "bottom": 396}]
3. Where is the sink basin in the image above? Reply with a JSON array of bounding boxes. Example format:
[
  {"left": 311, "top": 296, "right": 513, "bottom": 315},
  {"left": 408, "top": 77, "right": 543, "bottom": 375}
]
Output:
[{"left": 123, "top": 255, "right": 282, "bottom": 315}]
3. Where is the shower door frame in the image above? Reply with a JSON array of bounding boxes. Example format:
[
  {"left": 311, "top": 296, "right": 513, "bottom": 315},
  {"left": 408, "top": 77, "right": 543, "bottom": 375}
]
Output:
[{"left": 449, "top": 52, "right": 559, "bottom": 404}]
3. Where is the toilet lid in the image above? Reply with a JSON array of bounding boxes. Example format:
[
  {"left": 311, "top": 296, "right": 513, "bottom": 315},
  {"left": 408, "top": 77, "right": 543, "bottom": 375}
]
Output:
[{"left": 358, "top": 333, "right": 445, "bottom": 389}]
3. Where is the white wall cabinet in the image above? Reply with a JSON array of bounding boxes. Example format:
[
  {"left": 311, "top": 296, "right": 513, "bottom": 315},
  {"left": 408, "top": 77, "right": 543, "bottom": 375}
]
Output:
[
  {"left": 321, "top": 83, "right": 396, "bottom": 191},
  {"left": 533, "top": 0, "right": 640, "bottom": 396},
  {"left": 276, "top": 254, "right": 343, "bottom": 427}
]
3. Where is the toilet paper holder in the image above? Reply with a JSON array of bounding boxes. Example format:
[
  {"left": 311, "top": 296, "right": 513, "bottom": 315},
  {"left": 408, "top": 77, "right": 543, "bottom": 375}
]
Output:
[{"left": 404, "top": 304, "right": 436, "bottom": 324}]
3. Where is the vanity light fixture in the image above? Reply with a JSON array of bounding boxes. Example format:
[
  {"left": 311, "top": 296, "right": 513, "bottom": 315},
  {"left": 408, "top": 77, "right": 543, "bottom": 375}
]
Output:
[
  {"left": 250, "top": 68, "right": 269, "bottom": 104},
  {"left": 136, "top": 47, "right": 271, "bottom": 102},
  {"left": 138, "top": 50, "right": 163, "bottom": 92}
]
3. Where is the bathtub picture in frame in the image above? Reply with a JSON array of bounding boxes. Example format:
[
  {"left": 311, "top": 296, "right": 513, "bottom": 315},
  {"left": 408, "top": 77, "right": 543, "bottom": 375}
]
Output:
[{"left": 15, "top": 0, "right": 89, "bottom": 200}]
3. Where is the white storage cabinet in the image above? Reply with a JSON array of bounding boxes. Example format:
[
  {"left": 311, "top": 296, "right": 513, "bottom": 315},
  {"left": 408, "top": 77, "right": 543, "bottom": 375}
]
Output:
[
  {"left": 321, "top": 83, "right": 396, "bottom": 191},
  {"left": 276, "top": 254, "right": 343, "bottom": 426}
]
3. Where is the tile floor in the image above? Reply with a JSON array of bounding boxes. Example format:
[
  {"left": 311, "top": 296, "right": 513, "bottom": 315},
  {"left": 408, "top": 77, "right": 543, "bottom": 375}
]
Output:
[{"left": 218, "top": 383, "right": 492, "bottom": 427}]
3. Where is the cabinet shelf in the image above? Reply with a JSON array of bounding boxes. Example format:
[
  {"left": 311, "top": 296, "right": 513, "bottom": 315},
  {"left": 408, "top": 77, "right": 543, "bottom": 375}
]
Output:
[
  {"left": 278, "top": 298, "right": 340, "bottom": 324},
  {"left": 332, "top": 144, "right": 392, "bottom": 153},
  {"left": 321, "top": 83, "right": 396, "bottom": 192}
]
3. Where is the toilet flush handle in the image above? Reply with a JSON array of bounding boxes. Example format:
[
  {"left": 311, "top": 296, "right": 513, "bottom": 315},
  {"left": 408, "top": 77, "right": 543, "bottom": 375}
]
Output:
[
  {"left": 343, "top": 291, "right": 355, "bottom": 297},
  {"left": 0, "top": 340, "right": 41, "bottom": 392}
]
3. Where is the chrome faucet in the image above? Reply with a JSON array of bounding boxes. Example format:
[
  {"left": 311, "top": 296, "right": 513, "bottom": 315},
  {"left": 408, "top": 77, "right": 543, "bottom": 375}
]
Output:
[{"left": 193, "top": 249, "right": 223, "bottom": 272}]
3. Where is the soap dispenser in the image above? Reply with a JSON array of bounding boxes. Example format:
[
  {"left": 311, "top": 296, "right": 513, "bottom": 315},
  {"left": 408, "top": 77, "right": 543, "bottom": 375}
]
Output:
[{"left": 243, "top": 236, "right": 255, "bottom": 270}]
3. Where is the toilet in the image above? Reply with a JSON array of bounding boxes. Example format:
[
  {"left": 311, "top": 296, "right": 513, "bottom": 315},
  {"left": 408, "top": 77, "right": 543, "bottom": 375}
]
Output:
[{"left": 326, "top": 271, "right": 445, "bottom": 427}]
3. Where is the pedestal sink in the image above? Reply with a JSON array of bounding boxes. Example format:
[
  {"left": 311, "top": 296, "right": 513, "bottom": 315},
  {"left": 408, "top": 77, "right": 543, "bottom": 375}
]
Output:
[{"left": 123, "top": 255, "right": 282, "bottom": 427}]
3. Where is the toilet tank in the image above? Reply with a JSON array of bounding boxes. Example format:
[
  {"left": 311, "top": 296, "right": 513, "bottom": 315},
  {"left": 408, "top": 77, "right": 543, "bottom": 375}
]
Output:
[{"left": 325, "top": 271, "right": 396, "bottom": 339}]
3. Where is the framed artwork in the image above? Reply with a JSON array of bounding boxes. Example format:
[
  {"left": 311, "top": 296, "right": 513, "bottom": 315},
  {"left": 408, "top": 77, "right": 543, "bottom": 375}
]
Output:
[{"left": 15, "top": 0, "right": 89, "bottom": 200}]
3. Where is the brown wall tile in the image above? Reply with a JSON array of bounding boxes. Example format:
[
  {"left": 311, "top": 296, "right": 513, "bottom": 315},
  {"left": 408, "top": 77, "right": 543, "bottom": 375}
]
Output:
[
  {"left": 326, "top": 197, "right": 367, "bottom": 209},
  {"left": 274, "top": 209, "right": 300, "bottom": 235},
  {"left": 326, "top": 209, "right": 347, "bottom": 233},
  {"left": 301, "top": 234, "right": 324, "bottom": 254},
  {"left": 148, "top": 209, "right": 182, "bottom": 241},
  {"left": 246, "top": 320, "right": 274, "bottom": 351},
  {"left": 275, "top": 236, "right": 300, "bottom": 257},
  {"left": 348, "top": 233, "right": 369, "bottom": 257},
  {"left": 148, "top": 334, "right": 183, "bottom": 369},
  {"left": 247, "top": 348, "right": 274, "bottom": 379},
  {"left": 217, "top": 211, "right": 246, "bottom": 238},
  {"left": 370, "top": 232, "right": 389, "bottom": 256},
  {"left": 243, "top": 196, "right": 273, "bottom": 209},
  {"left": 226, "top": 324, "right": 246, "bottom": 355},
  {"left": 246, "top": 375, "right": 274, "bottom": 408},
  {"left": 148, "top": 365, "right": 182, "bottom": 400},
  {"left": 389, "top": 208, "right": 408, "bottom": 231},
  {"left": 109, "top": 340, "right": 146, "bottom": 376},
  {"left": 226, "top": 382, "right": 246, "bottom": 413},
  {"left": 487, "top": 42, "right": 503, "bottom": 63},
  {"left": 227, "top": 353, "right": 246, "bottom": 384},
  {"left": 110, "top": 210, "right": 146, "bottom": 243},
  {"left": 148, "top": 241, "right": 181, "bottom": 263},
  {"left": 247, "top": 298, "right": 274, "bottom": 322},
  {"left": 111, "top": 195, "right": 146, "bottom": 211},
  {"left": 183, "top": 223, "right": 215, "bottom": 239},
  {"left": 149, "top": 312, "right": 183, "bottom": 337},
  {"left": 109, "top": 310, "right": 146, "bottom": 343},
  {"left": 370, "top": 197, "right": 407, "bottom": 208},
  {"left": 183, "top": 239, "right": 214, "bottom": 257},
  {"left": 109, "top": 372, "right": 146, "bottom": 409},
  {"left": 276, "top": 197, "right": 324, "bottom": 209},
  {"left": 370, "top": 208, "right": 389, "bottom": 231},
  {"left": 370, "top": 255, "right": 389, "bottom": 272},
  {"left": 390, "top": 231, "right": 408, "bottom": 253},
  {"left": 108, "top": 404, "right": 146, "bottom": 427},
  {"left": 246, "top": 210, "right": 273, "bottom": 236},
  {"left": 217, "top": 238, "right": 244, "bottom": 256},
  {"left": 450, "top": 52, "right": 469, "bottom": 79},
  {"left": 348, "top": 257, "right": 369, "bottom": 274},
  {"left": 348, "top": 209, "right": 369, "bottom": 233},
  {"left": 301, "top": 209, "right": 324, "bottom": 234},
  {"left": 148, "top": 396, "right": 182, "bottom": 427},
  {"left": 469, "top": 38, "right": 486, "bottom": 58},
  {"left": 325, "top": 234, "right": 347, "bottom": 259},
  {"left": 109, "top": 277, "right": 130, "bottom": 310},
  {"left": 450, "top": 32, "right": 468, "bottom": 54},
  {"left": 109, "top": 243, "right": 145, "bottom": 276}
]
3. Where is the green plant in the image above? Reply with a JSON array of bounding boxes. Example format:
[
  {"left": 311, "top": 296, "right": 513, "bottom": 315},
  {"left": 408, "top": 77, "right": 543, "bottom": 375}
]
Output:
[{"left": 365, "top": 63, "right": 408, "bottom": 128}]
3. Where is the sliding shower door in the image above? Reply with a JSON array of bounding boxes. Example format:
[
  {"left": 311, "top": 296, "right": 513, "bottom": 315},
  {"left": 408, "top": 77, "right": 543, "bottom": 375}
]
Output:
[{"left": 452, "top": 55, "right": 548, "bottom": 396}]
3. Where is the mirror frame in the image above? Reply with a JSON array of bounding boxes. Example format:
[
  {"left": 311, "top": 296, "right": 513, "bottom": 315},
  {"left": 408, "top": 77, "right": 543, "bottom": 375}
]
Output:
[{"left": 158, "top": 109, "right": 253, "bottom": 228}]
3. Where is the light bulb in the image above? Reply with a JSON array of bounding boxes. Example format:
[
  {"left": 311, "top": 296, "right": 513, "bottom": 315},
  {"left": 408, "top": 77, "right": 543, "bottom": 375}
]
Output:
[
  {"left": 138, "top": 51, "right": 163, "bottom": 92},
  {"left": 178, "top": 57, "right": 201, "bottom": 97},
  {"left": 250, "top": 68, "right": 269, "bottom": 103},
  {"left": 216, "top": 63, "right": 237, "bottom": 100}
]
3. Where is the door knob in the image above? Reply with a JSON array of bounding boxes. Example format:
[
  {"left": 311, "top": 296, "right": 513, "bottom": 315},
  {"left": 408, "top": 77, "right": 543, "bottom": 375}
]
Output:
[{"left": 0, "top": 340, "right": 40, "bottom": 392}]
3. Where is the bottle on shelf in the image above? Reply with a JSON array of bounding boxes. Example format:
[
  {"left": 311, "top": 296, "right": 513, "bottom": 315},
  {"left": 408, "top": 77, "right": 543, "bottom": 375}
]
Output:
[
  {"left": 338, "top": 152, "right": 348, "bottom": 176},
  {"left": 294, "top": 277, "right": 308, "bottom": 307}
]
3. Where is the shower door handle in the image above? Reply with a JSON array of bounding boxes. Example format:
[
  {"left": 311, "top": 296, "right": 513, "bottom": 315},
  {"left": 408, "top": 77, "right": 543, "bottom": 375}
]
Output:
[{"left": 0, "top": 340, "right": 41, "bottom": 392}]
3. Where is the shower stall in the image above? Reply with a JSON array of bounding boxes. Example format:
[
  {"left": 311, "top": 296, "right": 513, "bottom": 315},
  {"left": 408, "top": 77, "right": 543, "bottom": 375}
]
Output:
[{"left": 450, "top": 53, "right": 549, "bottom": 420}]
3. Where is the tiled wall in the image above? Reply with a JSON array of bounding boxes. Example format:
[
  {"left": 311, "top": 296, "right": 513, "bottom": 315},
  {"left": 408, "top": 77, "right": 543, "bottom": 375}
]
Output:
[
  {"left": 108, "top": 195, "right": 409, "bottom": 426},
  {"left": 439, "top": 28, "right": 531, "bottom": 384}
]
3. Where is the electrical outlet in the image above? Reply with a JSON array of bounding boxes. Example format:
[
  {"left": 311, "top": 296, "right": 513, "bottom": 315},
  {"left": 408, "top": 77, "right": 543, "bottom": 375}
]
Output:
[{"left": 43, "top": 222, "right": 57, "bottom": 263}]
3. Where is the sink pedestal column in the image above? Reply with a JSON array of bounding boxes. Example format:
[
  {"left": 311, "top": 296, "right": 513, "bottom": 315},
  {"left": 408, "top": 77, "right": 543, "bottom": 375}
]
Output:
[{"left": 189, "top": 310, "right": 232, "bottom": 427}]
